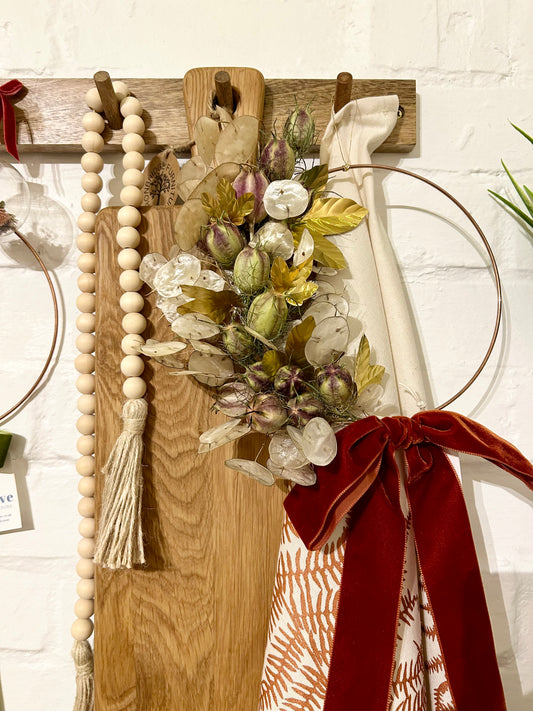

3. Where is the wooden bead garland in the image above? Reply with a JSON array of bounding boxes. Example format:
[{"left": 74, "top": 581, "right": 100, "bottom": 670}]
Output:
[{"left": 74, "top": 79, "right": 147, "bottom": 711}]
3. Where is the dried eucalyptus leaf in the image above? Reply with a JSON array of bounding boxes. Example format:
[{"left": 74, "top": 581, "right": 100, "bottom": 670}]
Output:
[
  {"left": 214, "top": 116, "right": 259, "bottom": 165},
  {"left": 225, "top": 458, "right": 275, "bottom": 486},
  {"left": 194, "top": 116, "right": 220, "bottom": 167},
  {"left": 142, "top": 149, "right": 181, "bottom": 206},
  {"left": 174, "top": 199, "right": 209, "bottom": 251}
]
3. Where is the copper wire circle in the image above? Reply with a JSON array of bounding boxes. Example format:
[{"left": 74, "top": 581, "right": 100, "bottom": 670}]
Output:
[
  {"left": 0, "top": 227, "right": 59, "bottom": 423},
  {"left": 328, "top": 163, "right": 502, "bottom": 410}
]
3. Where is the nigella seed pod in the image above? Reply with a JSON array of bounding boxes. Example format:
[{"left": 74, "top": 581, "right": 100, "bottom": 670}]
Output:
[
  {"left": 283, "top": 104, "right": 316, "bottom": 157},
  {"left": 273, "top": 364, "right": 307, "bottom": 398},
  {"left": 259, "top": 136, "right": 296, "bottom": 182},
  {"left": 247, "top": 290, "right": 288, "bottom": 340},
  {"left": 204, "top": 220, "right": 245, "bottom": 268},
  {"left": 215, "top": 382, "right": 255, "bottom": 417},
  {"left": 222, "top": 323, "right": 256, "bottom": 358},
  {"left": 243, "top": 362, "right": 272, "bottom": 391},
  {"left": 249, "top": 393, "right": 287, "bottom": 434},
  {"left": 233, "top": 168, "right": 269, "bottom": 224},
  {"left": 287, "top": 393, "right": 323, "bottom": 426},
  {"left": 316, "top": 364, "right": 354, "bottom": 406},
  {"left": 233, "top": 246, "right": 270, "bottom": 294}
]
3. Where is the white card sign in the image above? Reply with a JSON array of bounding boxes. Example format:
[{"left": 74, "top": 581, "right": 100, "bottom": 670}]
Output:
[{"left": 0, "top": 473, "right": 22, "bottom": 532}]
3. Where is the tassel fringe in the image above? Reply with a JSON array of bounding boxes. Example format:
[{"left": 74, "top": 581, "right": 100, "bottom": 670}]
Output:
[
  {"left": 72, "top": 640, "right": 94, "bottom": 711},
  {"left": 94, "top": 397, "right": 148, "bottom": 569}
]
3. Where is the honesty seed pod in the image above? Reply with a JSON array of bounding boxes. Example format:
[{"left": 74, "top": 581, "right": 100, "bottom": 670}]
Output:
[
  {"left": 249, "top": 393, "right": 287, "bottom": 434},
  {"left": 222, "top": 323, "right": 256, "bottom": 358},
  {"left": 316, "top": 364, "right": 354, "bottom": 406},
  {"left": 233, "top": 246, "right": 270, "bottom": 294},
  {"left": 233, "top": 168, "right": 269, "bottom": 223},
  {"left": 247, "top": 290, "right": 288, "bottom": 340},
  {"left": 259, "top": 135, "right": 296, "bottom": 182},
  {"left": 204, "top": 220, "right": 245, "bottom": 267}
]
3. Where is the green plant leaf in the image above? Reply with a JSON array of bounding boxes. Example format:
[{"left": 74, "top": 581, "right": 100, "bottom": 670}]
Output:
[
  {"left": 501, "top": 161, "right": 533, "bottom": 218},
  {"left": 488, "top": 190, "right": 533, "bottom": 230},
  {"left": 297, "top": 164, "right": 329, "bottom": 192},
  {"left": 354, "top": 334, "right": 385, "bottom": 393},
  {"left": 284, "top": 316, "right": 315, "bottom": 367},
  {"left": 511, "top": 122, "right": 533, "bottom": 147}
]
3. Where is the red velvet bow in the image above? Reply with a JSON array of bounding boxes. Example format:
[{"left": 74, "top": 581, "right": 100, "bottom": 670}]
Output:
[
  {"left": 285, "top": 410, "right": 533, "bottom": 711},
  {"left": 0, "top": 80, "right": 24, "bottom": 161}
]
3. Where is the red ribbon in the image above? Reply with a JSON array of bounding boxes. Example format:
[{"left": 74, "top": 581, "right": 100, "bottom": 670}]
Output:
[
  {"left": 285, "top": 411, "right": 533, "bottom": 711},
  {"left": 0, "top": 80, "right": 24, "bottom": 161}
]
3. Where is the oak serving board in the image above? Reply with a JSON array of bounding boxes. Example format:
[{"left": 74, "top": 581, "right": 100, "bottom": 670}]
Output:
[{"left": 94, "top": 206, "right": 286, "bottom": 711}]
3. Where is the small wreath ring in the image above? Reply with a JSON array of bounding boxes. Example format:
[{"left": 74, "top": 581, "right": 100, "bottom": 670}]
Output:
[{"left": 328, "top": 163, "right": 502, "bottom": 411}]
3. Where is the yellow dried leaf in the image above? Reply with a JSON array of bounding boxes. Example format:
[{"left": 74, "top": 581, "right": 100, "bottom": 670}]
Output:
[
  {"left": 355, "top": 334, "right": 385, "bottom": 393},
  {"left": 289, "top": 256, "right": 314, "bottom": 285},
  {"left": 304, "top": 197, "right": 368, "bottom": 238},
  {"left": 285, "top": 281, "right": 318, "bottom": 306},
  {"left": 262, "top": 350, "right": 288, "bottom": 377},
  {"left": 178, "top": 285, "right": 243, "bottom": 323},
  {"left": 174, "top": 199, "right": 209, "bottom": 251},
  {"left": 270, "top": 257, "right": 293, "bottom": 293},
  {"left": 310, "top": 234, "right": 347, "bottom": 269},
  {"left": 297, "top": 163, "right": 329, "bottom": 192},
  {"left": 284, "top": 316, "right": 315, "bottom": 366}
]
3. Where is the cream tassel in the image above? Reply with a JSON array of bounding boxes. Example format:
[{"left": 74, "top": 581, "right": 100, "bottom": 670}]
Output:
[
  {"left": 72, "top": 640, "right": 94, "bottom": 711},
  {"left": 94, "top": 397, "right": 147, "bottom": 568}
]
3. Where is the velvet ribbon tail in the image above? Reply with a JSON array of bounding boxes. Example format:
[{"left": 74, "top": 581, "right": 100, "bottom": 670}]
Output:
[
  {"left": 284, "top": 410, "right": 533, "bottom": 711},
  {"left": 0, "top": 80, "right": 24, "bottom": 161}
]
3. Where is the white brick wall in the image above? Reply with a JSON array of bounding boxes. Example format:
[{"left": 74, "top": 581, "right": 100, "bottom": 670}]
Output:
[{"left": 1, "top": 1, "right": 532, "bottom": 709}]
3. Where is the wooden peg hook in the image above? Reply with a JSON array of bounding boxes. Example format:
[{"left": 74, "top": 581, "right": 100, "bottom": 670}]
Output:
[
  {"left": 93, "top": 70, "right": 122, "bottom": 130},
  {"left": 334, "top": 72, "right": 353, "bottom": 113},
  {"left": 214, "top": 71, "right": 235, "bottom": 113}
]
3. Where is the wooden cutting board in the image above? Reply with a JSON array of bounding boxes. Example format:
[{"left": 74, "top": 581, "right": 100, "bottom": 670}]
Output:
[{"left": 94, "top": 206, "right": 286, "bottom": 711}]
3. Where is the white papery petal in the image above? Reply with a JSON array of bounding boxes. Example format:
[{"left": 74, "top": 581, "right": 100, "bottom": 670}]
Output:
[
  {"left": 293, "top": 228, "right": 314, "bottom": 266},
  {"left": 268, "top": 431, "right": 309, "bottom": 470},
  {"left": 188, "top": 351, "right": 234, "bottom": 386},
  {"left": 140, "top": 340, "right": 187, "bottom": 357},
  {"left": 140, "top": 253, "right": 167, "bottom": 288},
  {"left": 254, "top": 221, "right": 294, "bottom": 260},
  {"left": 314, "top": 292, "right": 349, "bottom": 316},
  {"left": 263, "top": 180, "right": 309, "bottom": 220},
  {"left": 225, "top": 458, "right": 275, "bottom": 486},
  {"left": 267, "top": 459, "right": 317, "bottom": 486},
  {"left": 304, "top": 316, "right": 350, "bottom": 366},
  {"left": 171, "top": 313, "right": 220, "bottom": 340},
  {"left": 194, "top": 269, "right": 225, "bottom": 291},
  {"left": 154, "top": 253, "right": 202, "bottom": 298},
  {"left": 302, "top": 417, "right": 337, "bottom": 466}
]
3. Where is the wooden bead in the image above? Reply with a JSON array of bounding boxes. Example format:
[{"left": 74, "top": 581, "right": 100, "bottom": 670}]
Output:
[
  {"left": 77, "top": 537, "right": 96, "bottom": 558},
  {"left": 120, "top": 184, "right": 143, "bottom": 206},
  {"left": 120, "top": 96, "right": 143, "bottom": 117},
  {"left": 76, "top": 313, "right": 96, "bottom": 333},
  {"left": 123, "top": 168, "right": 145, "bottom": 189},
  {"left": 81, "top": 192, "right": 101, "bottom": 213},
  {"left": 122, "top": 151, "right": 144, "bottom": 171},
  {"left": 78, "top": 394, "right": 96, "bottom": 415},
  {"left": 122, "top": 133, "right": 145, "bottom": 154},
  {"left": 71, "top": 617, "right": 93, "bottom": 642},
  {"left": 77, "top": 233, "right": 96, "bottom": 253},
  {"left": 77, "top": 435, "right": 95, "bottom": 456},
  {"left": 76, "top": 455, "right": 95, "bottom": 476},
  {"left": 76, "top": 558, "right": 95, "bottom": 579},
  {"left": 77, "top": 273, "right": 95, "bottom": 293},
  {"left": 78, "top": 476, "right": 95, "bottom": 498},
  {"left": 117, "top": 248, "right": 141, "bottom": 270},
  {"left": 77, "top": 578, "right": 95, "bottom": 600},
  {"left": 82, "top": 111, "right": 105, "bottom": 133},
  {"left": 122, "top": 312, "right": 146, "bottom": 334},
  {"left": 119, "top": 269, "right": 143, "bottom": 291},
  {"left": 81, "top": 152, "right": 104, "bottom": 173},
  {"left": 81, "top": 172, "right": 103, "bottom": 193},
  {"left": 123, "top": 376, "right": 147, "bottom": 399},
  {"left": 76, "top": 333, "right": 95, "bottom": 354},
  {"left": 75, "top": 354, "right": 95, "bottom": 374},
  {"left": 117, "top": 205, "right": 141, "bottom": 227},
  {"left": 119, "top": 291, "right": 144, "bottom": 313},
  {"left": 74, "top": 598, "right": 94, "bottom": 620},
  {"left": 77, "top": 414, "right": 95, "bottom": 435},
  {"left": 85, "top": 87, "right": 104, "bottom": 112},
  {"left": 121, "top": 333, "right": 144, "bottom": 355},
  {"left": 112, "top": 80, "right": 129, "bottom": 101},
  {"left": 79, "top": 517, "right": 96, "bottom": 539},
  {"left": 123, "top": 114, "right": 145, "bottom": 134},
  {"left": 78, "top": 496, "right": 95, "bottom": 518},
  {"left": 77, "top": 211, "right": 97, "bottom": 232},
  {"left": 120, "top": 354, "right": 144, "bottom": 377},
  {"left": 81, "top": 131, "right": 104, "bottom": 153},
  {"left": 76, "top": 374, "right": 95, "bottom": 395},
  {"left": 116, "top": 226, "right": 140, "bottom": 248},
  {"left": 78, "top": 253, "right": 97, "bottom": 273},
  {"left": 76, "top": 293, "right": 96, "bottom": 313}
]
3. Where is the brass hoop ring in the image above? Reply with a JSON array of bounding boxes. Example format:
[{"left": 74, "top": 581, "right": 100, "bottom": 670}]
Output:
[
  {"left": 328, "top": 163, "right": 502, "bottom": 410},
  {"left": 0, "top": 227, "right": 59, "bottom": 423}
]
